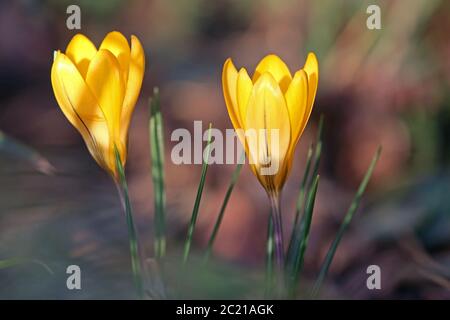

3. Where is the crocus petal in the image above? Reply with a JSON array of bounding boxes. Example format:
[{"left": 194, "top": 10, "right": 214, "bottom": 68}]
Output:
[
  {"left": 222, "top": 58, "right": 242, "bottom": 130},
  {"left": 99, "top": 31, "right": 131, "bottom": 84},
  {"left": 51, "top": 51, "right": 111, "bottom": 171},
  {"left": 120, "top": 35, "right": 145, "bottom": 148},
  {"left": 65, "top": 34, "right": 97, "bottom": 79},
  {"left": 252, "top": 54, "right": 292, "bottom": 93},
  {"left": 236, "top": 68, "right": 253, "bottom": 125},
  {"left": 285, "top": 69, "right": 308, "bottom": 151},
  {"left": 245, "top": 72, "right": 291, "bottom": 192},
  {"left": 303, "top": 52, "right": 319, "bottom": 123},
  {"left": 85, "top": 49, "right": 125, "bottom": 165}
]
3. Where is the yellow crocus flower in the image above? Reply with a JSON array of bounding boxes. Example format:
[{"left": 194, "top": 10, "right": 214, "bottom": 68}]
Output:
[
  {"left": 51, "top": 31, "right": 145, "bottom": 179},
  {"left": 222, "top": 53, "right": 318, "bottom": 195}
]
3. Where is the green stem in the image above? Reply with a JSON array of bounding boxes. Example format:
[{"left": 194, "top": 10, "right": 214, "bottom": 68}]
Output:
[
  {"left": 265, "top": 214, "right": 274, "bottom": 297},
  {"left": 268, "top": 192, "right": 285, "bottom": 297},
  {"left": 115, "top": 148, "right": 144, "bottom": 299}
]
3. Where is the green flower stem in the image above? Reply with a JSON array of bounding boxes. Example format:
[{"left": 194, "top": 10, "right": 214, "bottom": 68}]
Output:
[
  {"left": 114, "top": 146, "right": 144, "bottom": 299},
  {"left": 265, "top": 215, "right": 274, "bottom": 297},
  {"left": 268, "top": 192, "right": 285, "bottom": 297}
]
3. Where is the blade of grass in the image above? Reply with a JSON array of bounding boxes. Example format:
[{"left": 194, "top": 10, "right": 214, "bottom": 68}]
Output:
[
  {"left": 183, "top": 124, "right": 213, "bottom": 264},
  {"left": 294, "top": 144, "right": 314, "bottom": 225},
  {"left": 204, "top": 152, "right": 244, "bottom": 262},
  {"left": 288, "top": 175, "right": 320, "bottom": 298},
  {"left": 307, "top": 114, "right": 324, "bottom": 190},
  {"left": 114, "top": 146, "right": 144, "bottom": 298},
  {"left": 311, "top": 146, "right": 382, "bottom": 298},
  {"left": 0, "top": 130, "right": 54, "bottom": 175},
  {"left": 287, "top": 144, "right": 313, "bottom": 260},
  {"left": 149, "top": 87, "right": 166, "bottom": 259},
  {"left": 0, "top": 258, "right": 53, "bottom": 274},
  {"left": 287, "top": 115, "right": 324, "bottom": 268},
  {"left": 0, "top": 258, "right": 24, "bottom": 269}
]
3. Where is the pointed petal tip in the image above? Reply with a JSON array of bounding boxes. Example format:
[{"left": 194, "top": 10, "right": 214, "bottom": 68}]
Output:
[
  {"left": 129, "top": 34, "right": 145, "bottom": 68},
  {"left": 69, "top": 33, "right": 89, "bottom": 42},
  {"left": 224, "top": 57, "right": 234, "bottom": 68},
  {"left": 130, "top": 34, "right": 145, "bottom": 54},
  {"left": 253, "top": 71, "right": 279, "bottom": 88},
  {"left": 66, "top": 33, "right": 97, "bottom": 52},
  {"left": 253, "top": 54, "right": 292, "bottom": 92},
  {"left": 130, "top": 34, "right": 140, "bottom": 43},
  {"left": 307, "top": 52, "right": 318, "bottom": 61},
  {"left": 238, "top": 66, "right": 250, "bottom": 75},
  {"left": 262, "top": 53, "right": 282, "bottom": 60},
  {"left": 304, "top": 52, "right": 319, "bottom": 75},
  {"left": 293, "top": 68, "right": 308, "bottom": 80},
  {"left": 106, "top": 30, "right": 125, "bottom": 38},
  {"left": 222, "top": 57, "right": 238, "bottom": 79},
  {"left": 100, "top": 32, "right": 131, "bottom": 57},
  {"left": 89, "top": 49, "right": 124, "bottom": 85}
]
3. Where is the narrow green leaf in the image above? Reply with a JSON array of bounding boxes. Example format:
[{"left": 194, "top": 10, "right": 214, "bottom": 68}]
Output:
[
  {"left": 0, "top": 258, "right": 21, "bottom": 269},
  {"left": 311, "top": 146, "right": 382, "bottom": 298},
  {"left": 307, "top": 114, "right": 324, "bottom": 190},
  {"left": 0, "top": 258, "right": 53, "bottom": 274},
  {"left": 183, "top": 124, "right": 213, "bottom": 264},
  {"left": 204, "top": 152, "right": 244, "bottom": 262},
  {"left": 114, "top": 146, "right": 144, "bottom": 298},
  {"left": 294, "top": 144, "right": 314, "bottom": 224},
  {"left": 287, "top": 144, "right": 313, "bottom": 261},
  {"left": 288, "top": 175, "right": 320, "bottom": 297},
  {"left": 149, "top": 87, "right": 166, "bottom": 259},
  {"left": 287, "top": 114, "right": 324, "bottom": 269},
  {"left": 0, "top": 130, "right": 54, "bottom": 175}
]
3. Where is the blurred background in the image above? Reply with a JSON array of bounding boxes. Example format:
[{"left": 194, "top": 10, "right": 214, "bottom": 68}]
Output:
[{"left": 1, "top": 0, "right": 450, "bottom": 299}]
